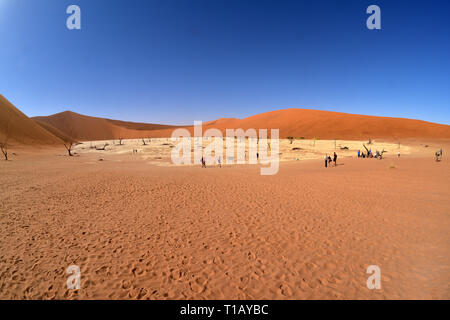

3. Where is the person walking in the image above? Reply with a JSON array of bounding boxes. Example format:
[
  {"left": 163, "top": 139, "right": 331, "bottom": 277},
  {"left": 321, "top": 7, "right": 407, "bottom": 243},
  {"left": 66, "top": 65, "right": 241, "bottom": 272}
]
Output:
[
  {"left": 357, "top": 150, "right": 360, "bottom": 158},
  {"left": 333, "top": 152, "right": 337, "bottom": 166},
  {"left": 218, "top": 156, "right": 222, "bottom": 168},
  {"left": 324, "top": 155, "right": 328, "bottom": 168},
  {"left": 201, "top": 156, "right": 206, "bottom": 168},
  {"left": 397, "top": 150, "right": 400, "bottom": 158}
]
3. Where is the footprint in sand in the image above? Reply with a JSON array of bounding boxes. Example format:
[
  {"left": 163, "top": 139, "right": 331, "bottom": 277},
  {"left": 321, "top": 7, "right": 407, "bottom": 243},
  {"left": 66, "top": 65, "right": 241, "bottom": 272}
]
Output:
[
  {"left": 95, "top": 265, "right": 109, "bottom": 276},
  {"left": 121, "top": 279, "right": 132, "bottom": 290},
  {"left": 136, "top": 288, "right": 148, "bottom": 299},
  {"left": 279, "top": 283, "right": 293, "bottom": 296},
  {"left": 130, "top": 265, "right": 144, "bottom": 277},
  {"left": 189, "top": 279, "right": 206, "bottom": 294},
  {"left": 169, "top": 268, "right": 186, "bottom": 281}
]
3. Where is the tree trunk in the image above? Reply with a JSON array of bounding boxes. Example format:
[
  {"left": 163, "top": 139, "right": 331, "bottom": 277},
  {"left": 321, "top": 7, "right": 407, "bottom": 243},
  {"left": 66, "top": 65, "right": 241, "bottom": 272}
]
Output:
[
  {"left": 1, "top": 147, "right": 7, "bottom": 160},
  {"left": 64, "top": 143, "right": 73, "bottom": 156}
]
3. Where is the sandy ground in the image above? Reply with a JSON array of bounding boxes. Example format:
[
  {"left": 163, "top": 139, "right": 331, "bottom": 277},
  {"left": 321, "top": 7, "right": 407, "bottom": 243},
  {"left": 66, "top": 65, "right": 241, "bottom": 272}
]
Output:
[{"left": 0, "top": 140, "right": 449, "bottom": 299}]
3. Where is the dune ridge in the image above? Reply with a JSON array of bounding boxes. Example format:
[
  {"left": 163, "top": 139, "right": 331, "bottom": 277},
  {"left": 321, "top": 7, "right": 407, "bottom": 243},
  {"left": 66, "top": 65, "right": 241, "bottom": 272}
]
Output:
[
  {"left": 2, "top": 94, "right": 450, "bottom": 144},
  {"left": 0, "top": 95, "right": 63, "bottom": 145},
  {"left": 33, "top": 108, "right": 450, "bottom": 142}
]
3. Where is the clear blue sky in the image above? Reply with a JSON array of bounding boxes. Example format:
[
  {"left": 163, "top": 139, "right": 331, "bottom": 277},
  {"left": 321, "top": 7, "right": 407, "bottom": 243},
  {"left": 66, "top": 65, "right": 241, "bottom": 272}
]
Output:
[{"left": 1, "top": 0, "right": 449, "bottom": 125}]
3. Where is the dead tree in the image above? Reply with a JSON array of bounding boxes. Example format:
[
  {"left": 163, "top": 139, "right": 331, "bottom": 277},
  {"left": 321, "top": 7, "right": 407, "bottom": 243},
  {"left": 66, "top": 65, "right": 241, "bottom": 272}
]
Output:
[
  {"left": 119, "top": 138, "right": 124, "bottom": 145},
  {"left": 142, "top": 138, "right": 147, "bottom": 146},
  {"left": 0, "top": 126, "right": 9, "bottom": 160},
  {"left": 64, "top": 142, "right": 74, "bottom": 156},
  {"left": 287, "top": 137, "right": 294, "bottom": 144},
  {"left": 376, "top": 149, "right": 386, "bottom": 159},
  {"left": 0, "top": 142, "right": 8, "bottom": 160},
  {"left": 363, "top": 144, "right": 371, "bottom": 157},
  {"left": 0, "top": 110, "right": 12, "bottom": 160},
  {"left": 95, "top": 143, "right": 109, "bottom": 151}
]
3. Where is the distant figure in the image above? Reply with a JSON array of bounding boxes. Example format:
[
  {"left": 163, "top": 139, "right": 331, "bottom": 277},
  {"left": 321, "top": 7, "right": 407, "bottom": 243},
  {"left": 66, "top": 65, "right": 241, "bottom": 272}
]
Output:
[
  {"left": 324, "top": 155, "right": 328, "bottom": 168},
  {"left": 435, "top": 151, "right": 441, "bottom": 162},
  {"left": 398, "top": 151, "right": 400, "bottom": 158},
  {"left": 201, "top": 157, "right": 206, "bottom": 168},
  {"left": 440, "top": 148, "right": 443, "bottom": 157},
  {"left": 256, "top": 152, "right": 259, "bottom": 160},
  {"left": 333, "top": 152, "right": 337, "bottom": 166},
  {"left": 357, "top": 150, "right": 360, "bottom": 158},
  {"left": 328, "top": 155, "right": 332, "bottom": 166},
  {"left": 218, "top": 156, "right": 222, "bottom": 168}
]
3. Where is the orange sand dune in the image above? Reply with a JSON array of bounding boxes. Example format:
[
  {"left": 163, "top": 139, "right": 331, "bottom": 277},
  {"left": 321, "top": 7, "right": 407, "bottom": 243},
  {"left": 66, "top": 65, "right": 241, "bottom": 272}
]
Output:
[
  {"left": 199, "top": 109, "right": 450, "bottom": 140},
  {"left": 33, "top": 119, "right": 76, "bottom": 143},
  {"left": 2, "top": 93, "right": 449, "bottom": 143},
  {"left": 32, "top": 111, "right": 180, "bottom": 142},
  {"left": 0, "top": 95, "right": 62, "bottom": 145},
  {"left": 34, "top": 108, "right": 450, "bottom": 142}
]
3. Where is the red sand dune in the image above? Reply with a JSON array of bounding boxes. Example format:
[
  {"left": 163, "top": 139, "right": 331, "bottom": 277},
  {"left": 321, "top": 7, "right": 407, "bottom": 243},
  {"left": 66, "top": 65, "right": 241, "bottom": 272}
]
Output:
[
  {"left": 32, "top": 119, "right": 76, "bottom": 143},
  {"left": 198, "top": 109, "right": 450, "bottom": 140},
  {"left": 32, "top": 111, "right": 180, "bottom": 141},
  {"left": 0, "top": 95, "right": 63, "bottom": 145},
  {"left": 34, "top": 108, "right": 450, "bottom": 142},
  {"left": 2, "top": 93, "right": 449, "bottom": 143}
]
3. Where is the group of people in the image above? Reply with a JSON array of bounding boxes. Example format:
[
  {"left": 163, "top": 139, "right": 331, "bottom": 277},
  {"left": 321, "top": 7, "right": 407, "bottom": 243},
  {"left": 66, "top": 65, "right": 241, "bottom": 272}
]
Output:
[
  {"left": 357, "top": 149, "right": 372, "bottom": 158},
  {"left": 201, "top": 156, "right": 222, "bottom": 168},
  {"left": 324, "top": 152, "right": 338, "bottom": 168}
]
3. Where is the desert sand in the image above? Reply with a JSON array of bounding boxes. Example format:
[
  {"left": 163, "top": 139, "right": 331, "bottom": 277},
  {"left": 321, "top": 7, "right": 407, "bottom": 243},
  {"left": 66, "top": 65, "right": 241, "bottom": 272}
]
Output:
[
  {"left": 1, "top": 95, "right": 449, "bottom": 299},
  {"left": 0, "top": 140, "right": 449, "bottom": 300}
]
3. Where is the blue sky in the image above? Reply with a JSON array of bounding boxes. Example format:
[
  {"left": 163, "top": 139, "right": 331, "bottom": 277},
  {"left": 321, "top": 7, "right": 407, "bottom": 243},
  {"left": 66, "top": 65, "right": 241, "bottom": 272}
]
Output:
[{"left": 0, "top": 0, "right": 449, "bottom": 125}]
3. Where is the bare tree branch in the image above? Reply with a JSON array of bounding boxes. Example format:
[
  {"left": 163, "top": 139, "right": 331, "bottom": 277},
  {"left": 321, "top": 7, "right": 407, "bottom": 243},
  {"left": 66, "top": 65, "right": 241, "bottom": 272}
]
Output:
[
  {"left": 64, "top": 142, "right": 74, "bottom": 156},
  {"left": 95, "top": 143, "right": 109, "bottom": 151},
  {"left": 0, "top": 109, "right": 12, "bottom": 160},
  {"left": 0, "top": 143, "right": 7, "bottom": 161}
]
